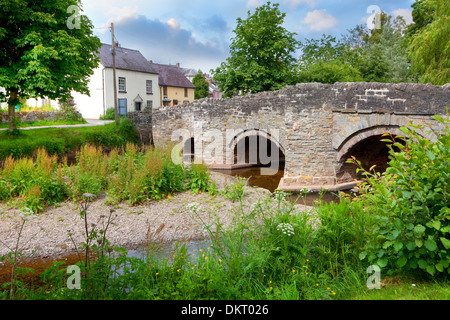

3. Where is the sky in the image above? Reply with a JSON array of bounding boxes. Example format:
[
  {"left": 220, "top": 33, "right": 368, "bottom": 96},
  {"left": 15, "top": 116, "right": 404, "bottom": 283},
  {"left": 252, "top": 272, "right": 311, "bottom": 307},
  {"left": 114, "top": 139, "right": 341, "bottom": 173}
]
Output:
[{"left": 80, "top": 0, "right": 416, "bottom": 74}]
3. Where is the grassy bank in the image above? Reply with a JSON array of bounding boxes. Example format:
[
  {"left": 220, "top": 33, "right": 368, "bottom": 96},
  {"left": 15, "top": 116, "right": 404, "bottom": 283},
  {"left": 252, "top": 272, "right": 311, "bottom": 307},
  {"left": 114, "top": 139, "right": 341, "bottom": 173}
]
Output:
[
  {"left": 0, "top": 118, "right": 138, "bottom": 160},
  {"left": 0, "top": 118, "right": 88, "bottom": 129}
]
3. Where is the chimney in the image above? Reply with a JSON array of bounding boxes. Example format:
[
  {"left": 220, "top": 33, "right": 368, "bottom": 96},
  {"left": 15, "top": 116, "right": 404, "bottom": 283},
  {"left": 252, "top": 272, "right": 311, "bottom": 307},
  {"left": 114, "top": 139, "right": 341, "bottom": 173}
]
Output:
[
  {"left": 176, "top": 62, "right": 180, "bottom": 68},
  {"left": 114, "top": 42, "right": 119, "bottom": 47},
  {"left": 149, "top": 60, "right": 153, "bottom": 63}
]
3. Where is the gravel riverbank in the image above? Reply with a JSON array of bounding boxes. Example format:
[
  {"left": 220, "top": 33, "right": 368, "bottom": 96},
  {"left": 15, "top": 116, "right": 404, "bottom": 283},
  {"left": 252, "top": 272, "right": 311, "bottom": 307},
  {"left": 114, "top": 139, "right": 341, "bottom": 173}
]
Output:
[{"left": 0, "top": 172, "right": 311, "bottom": 263}]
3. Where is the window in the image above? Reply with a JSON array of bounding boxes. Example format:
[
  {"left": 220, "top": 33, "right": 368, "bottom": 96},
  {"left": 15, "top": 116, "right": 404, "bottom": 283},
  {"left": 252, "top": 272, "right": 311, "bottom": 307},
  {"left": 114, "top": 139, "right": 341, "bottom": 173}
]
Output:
[
  {"left": 118, "top": 98, "right": 127, "bottom": 115},
  {"left": 184, "top": 88, "right": 188, "bottom": 98},
  {"left": 146, "top": 100, "right": 153, "bottom": 110},
  {"left": 146, "top": 80, "right": 153, "bottom": 94},
  {"left": 118, "top": 77, "right": 126, "bottom": 92},
  {"left": 163, "top": 86, "right": 167, "bottom": 96}
]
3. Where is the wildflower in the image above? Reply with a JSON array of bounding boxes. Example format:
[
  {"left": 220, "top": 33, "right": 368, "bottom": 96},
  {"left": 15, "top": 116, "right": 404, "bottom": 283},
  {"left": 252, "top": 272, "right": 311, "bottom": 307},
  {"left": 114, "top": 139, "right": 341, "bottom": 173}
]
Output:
[
  {"left": 316, "top": 284, "right": 319, "bottom": 286},
  {"left": 205, "top": 256, "right": 208, "bottom": 260},
  {"left": 292, "top": 270, "right": 296, "bottom": 273},
  {"left": 219, "top": 259, "right": 222, "bottom": 263},
  {"left": 327, "top": 287, "right": 330, "bottom": 290},
  {"left": 306, "top": 259, "right": 309, "bottom": 262},
  {"left": 187, "top": 202, "right": 201, "bottom": 213},
  {"left": 332, "top": 291, "right": 336, "bottom": 295},
  {"left": 269, "top": 281, "right": 272, "bottom": 284},
  {"left": 270, "top": 287, "right": 273, "bottom": 291},
  {"left": 156, "top": 273, "right": 159, "bottom": 275},
  {"left": 276, "top": 223, "right": 294, "bottom": 236},
  {"left": 177, "top": 269, "right": 180, "bottom": 272}
]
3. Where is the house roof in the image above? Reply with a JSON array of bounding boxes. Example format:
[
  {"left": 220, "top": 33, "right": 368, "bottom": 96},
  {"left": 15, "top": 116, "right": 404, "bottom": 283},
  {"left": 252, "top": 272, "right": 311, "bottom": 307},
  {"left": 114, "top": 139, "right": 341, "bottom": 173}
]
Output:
[
  {"left": 150, "top": 63, "right": 196, "bottom": 89},
  {"left": 99, "top": 44, "right": 158, "bottom": 75}
]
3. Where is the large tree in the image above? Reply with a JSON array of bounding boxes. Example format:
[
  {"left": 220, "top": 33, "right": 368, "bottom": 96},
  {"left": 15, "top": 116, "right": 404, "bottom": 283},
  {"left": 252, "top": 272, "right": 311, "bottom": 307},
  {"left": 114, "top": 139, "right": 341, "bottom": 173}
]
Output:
[
  {"left": 212, "top": 2, "right": 300, "bottom": 97},
  {"left": 0, "top": 0, "right": 101, "bottom": 132},
  {"left": 407, "top": 0, "right": 449, "bottom": 85}
]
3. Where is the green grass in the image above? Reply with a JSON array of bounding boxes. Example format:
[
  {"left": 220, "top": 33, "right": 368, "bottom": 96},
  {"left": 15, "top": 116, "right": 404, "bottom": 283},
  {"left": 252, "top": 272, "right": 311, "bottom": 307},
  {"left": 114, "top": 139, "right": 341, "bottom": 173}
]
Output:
[
  {"left": 0, "top": 119, "right": 88, "bottom": 129},
  {"left": 344, "top": 276, "right": 450, "bottom": 300},
  {"left": 0, "top": 119, "right": 138, "bottom": 160}
]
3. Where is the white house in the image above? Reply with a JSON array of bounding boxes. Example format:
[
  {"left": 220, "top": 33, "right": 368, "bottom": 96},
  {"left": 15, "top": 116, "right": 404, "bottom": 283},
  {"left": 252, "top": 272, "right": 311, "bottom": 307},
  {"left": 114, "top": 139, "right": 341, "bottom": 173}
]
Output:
[{"left": 73, "top": 43, "right": 160, "bottom": 119}]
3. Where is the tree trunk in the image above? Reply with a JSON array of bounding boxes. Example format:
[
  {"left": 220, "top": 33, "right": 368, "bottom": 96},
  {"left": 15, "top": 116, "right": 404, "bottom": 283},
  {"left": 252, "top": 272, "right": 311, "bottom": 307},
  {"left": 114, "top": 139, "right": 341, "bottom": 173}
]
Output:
[{"left": 8, "top": 90, "right": 18, "bottom": 132}]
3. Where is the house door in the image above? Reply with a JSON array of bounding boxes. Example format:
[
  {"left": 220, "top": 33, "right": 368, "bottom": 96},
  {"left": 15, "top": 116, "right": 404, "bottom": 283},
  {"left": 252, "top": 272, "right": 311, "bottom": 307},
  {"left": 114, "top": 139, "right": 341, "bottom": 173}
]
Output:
[
  {"left": 118, "top": 99, "right": 127, "bottom": 115},
  {"left": 135, "top": 102, "right": 142, "bottom": 111}
]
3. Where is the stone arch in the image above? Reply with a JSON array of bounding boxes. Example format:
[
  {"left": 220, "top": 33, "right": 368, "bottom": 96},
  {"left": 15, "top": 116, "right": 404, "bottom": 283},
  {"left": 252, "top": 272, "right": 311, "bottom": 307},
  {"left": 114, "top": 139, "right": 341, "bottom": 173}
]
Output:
[
  {"left": 227, "top": 129, "right": 285, "bottom": 168},
  {"left": 335, "top": 125, "right": 406, "bottom": 183}
]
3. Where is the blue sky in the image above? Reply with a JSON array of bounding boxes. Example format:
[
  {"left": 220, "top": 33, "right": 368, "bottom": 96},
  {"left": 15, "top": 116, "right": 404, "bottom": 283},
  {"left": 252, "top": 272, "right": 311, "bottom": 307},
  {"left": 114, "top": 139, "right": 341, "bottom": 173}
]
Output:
[{"left": 80, "top": 0, "right": 416, "bottom": 74}]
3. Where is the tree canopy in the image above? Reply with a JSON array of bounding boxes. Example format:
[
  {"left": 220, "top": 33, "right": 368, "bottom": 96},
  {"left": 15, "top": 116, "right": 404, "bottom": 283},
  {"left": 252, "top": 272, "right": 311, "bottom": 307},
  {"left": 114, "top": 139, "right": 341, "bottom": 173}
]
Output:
[
  {"left": 0, "top": 0, "right": 101, "bottom": 131},
  {"left": 192, "top": 71, "right": 209, "bottom": 100},
  {"left": 212, "top": 2, "right": 300, "bottom": 97},
  {"left": 407, "top": 0, "right": 450, "bottom": 85}
]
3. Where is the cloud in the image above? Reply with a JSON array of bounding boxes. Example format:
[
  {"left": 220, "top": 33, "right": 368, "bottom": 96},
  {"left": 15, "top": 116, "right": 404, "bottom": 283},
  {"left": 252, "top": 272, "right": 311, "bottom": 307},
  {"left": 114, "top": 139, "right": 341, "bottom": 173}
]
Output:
[
  {"left": 246, "top": 0, "right": 263, "bottom": 9},
  {"left": 302, "top": 9, "right": 338, "bottom": 31},
  {"left": 286, "top": 0, "right": 316, "bottom": 9},
  {"left": 391, "top": 8, "right": 413, "bottom": 25},
  {"left": 167, "top": 18, "right": 180, "bottom": 29},
  {"left": 109, "top": 15, "right": 227, "bottom": 72}
]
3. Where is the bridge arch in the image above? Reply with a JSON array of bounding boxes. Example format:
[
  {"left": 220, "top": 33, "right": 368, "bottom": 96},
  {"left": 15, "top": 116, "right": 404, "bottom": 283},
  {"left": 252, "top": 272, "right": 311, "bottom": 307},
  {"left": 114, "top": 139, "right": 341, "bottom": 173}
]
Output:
[
  {"left": 228, "top": 129, "right": 285, "bottom": 168},
  {"left": 335, "top": 126, "right": 406, "bottom": 182}
]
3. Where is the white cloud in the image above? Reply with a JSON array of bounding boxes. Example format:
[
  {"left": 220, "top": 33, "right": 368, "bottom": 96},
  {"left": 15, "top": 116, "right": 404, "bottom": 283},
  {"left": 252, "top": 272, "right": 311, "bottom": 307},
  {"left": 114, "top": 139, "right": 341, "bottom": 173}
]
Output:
[
  {"left": 103, "top": 6, "right": 138, "bottom": 29},
  {"left": 391, "top": 8, "right": 413, "bottom": 25},
  {"left": 167, "top": 18, "right": 180, "bottom": 29},
  {"left": 286, "top": 0, "right": 316, "bottom": 9},
  {"left": 246, "top": 0, "right": 263, "bottom": 9},
  {"left": 302, "top": 9, "right": 338, "bottom": 31}
]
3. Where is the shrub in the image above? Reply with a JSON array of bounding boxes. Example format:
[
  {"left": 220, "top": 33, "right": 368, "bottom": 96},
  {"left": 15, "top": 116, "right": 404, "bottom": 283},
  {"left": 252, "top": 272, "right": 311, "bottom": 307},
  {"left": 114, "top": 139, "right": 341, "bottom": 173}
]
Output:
[
  {"left": 186, "top": 163, "right": 215, "bottom": 194},
  {"left": 354, "top": 112, "right": 450, "bottom": 277},
  {"left": 99, "top": 108, "right": 115, "bottom": 120}
]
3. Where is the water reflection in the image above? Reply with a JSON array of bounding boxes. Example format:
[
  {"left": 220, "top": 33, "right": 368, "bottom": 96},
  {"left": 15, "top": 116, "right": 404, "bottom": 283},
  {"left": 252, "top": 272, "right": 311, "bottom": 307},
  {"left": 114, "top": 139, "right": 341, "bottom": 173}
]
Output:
[{"left": 211, "top": 166, "right": 341, "bottom": 206}]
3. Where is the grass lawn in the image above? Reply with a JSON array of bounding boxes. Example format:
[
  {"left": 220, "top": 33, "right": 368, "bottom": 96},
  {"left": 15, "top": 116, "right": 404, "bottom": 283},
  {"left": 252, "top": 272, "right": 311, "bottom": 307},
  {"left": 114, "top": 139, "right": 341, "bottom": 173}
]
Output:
[
  {"left": 0, "top": 119, "right": 138, "bottom": 160},
  {"left": 344, "top": 275, "right": 450, "bottom": 300},
  {"left": 0, "top": 119, "right": 88, "bottom": 129}
]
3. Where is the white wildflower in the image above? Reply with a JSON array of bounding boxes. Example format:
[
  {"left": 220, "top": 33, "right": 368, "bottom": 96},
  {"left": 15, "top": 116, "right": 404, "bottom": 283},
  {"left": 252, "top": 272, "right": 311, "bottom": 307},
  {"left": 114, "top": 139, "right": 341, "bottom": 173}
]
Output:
[
  {"left": 187, "top": 202, "right": 201, "bottom": 213},
  {"left": 277, "top": 223, "right": 294, "bottom": 236},
  {"left": 19, "top": 207, "right": 36, "bottom": 221}
]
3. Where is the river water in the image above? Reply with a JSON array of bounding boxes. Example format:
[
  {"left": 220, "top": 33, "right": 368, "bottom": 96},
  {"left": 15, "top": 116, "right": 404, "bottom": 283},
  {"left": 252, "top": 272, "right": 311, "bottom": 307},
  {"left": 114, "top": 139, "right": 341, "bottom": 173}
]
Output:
[{"left": 211, "top": 166, "right": 340, "bottom": 206}]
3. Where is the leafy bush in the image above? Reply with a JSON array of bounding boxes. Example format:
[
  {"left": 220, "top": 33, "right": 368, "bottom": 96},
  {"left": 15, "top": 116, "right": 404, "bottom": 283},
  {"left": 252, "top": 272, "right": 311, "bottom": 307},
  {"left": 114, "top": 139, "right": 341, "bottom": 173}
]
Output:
[
  {"left": 186, "top": 163, "right": 216, "bottom": 194},
  {"left": 354, "top": 113, "right": 450, "bottom": 277},
  {"left": 99, "top": 108, "right": 115, "bottom": 120}
]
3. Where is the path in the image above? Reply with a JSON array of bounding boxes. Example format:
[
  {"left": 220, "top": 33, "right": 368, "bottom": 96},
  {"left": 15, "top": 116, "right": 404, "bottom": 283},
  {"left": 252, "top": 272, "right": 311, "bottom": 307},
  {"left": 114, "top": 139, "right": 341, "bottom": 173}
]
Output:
[{"left": 0, "top": 119, "right": 114, "bottom": 131}]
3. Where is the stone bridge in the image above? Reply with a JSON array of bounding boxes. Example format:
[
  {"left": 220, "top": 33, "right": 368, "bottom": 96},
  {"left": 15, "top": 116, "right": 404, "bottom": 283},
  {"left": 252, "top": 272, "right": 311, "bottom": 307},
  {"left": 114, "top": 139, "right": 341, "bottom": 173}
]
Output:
[{"left": 129, "top": 82, "right": 449, "bottom": 192}]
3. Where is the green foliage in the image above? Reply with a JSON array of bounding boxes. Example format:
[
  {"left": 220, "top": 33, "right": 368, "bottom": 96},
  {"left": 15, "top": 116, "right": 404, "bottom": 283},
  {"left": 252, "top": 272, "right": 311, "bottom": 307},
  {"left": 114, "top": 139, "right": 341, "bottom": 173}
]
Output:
[
  {"left": 192, "top": 72, "right": 209, "bottom": 100},
  {"left": 186, "top": 163, "right": 216, "bottom": 194},
  {"left": 58, "top": 99, "right": 87, "bottom": 123},
  {"left": 221, "top": 177, "right": 247, "bottom": 202},
  {"left": 99, "top": 108, "right": 115, "bottom": 120},
  {"left": 352, "top": 112, "right": 450, "bottom": 277},
  {"left": 408, "top": 0, "right": 450, "bottom": 85},
  {"left": 298, "top": 60, "right": 363, "bottom": 84},
  {"left": 212, "top": 2, "right": 300, "bottom": 97},
  {"left": 0, "top": 0, "right": 101, "bottom": 131}
]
